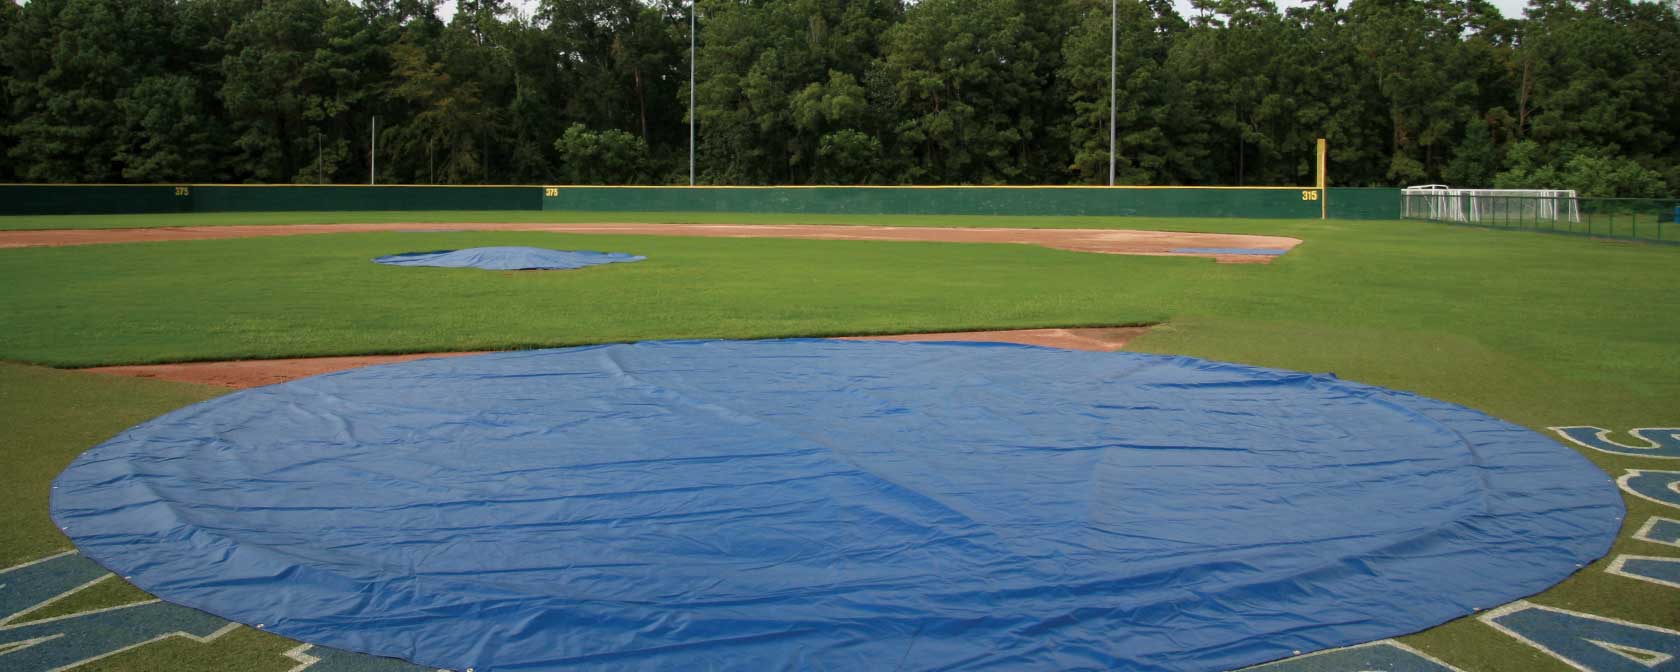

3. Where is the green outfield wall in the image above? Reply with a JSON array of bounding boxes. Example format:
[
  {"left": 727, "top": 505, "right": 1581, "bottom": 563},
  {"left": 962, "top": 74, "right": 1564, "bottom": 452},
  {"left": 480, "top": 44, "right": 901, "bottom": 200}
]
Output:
[
  {"left": 539, "top": 186, "right": 1329, "bottom": 219},
  {"left": 1326, "top": 188, "right": 1402, "bottom": 220},
  {"left": 0, "top": 185, "right": 189, "bottom": 215},
  {"left": 0, "top": 184, "right": 540, "bottom": 215},
  {"left": 0, "top": 184, "right": 1402, "bottom": 219},
  {"left": 190, "top": 185, "right": 541, "bottom": 212}
]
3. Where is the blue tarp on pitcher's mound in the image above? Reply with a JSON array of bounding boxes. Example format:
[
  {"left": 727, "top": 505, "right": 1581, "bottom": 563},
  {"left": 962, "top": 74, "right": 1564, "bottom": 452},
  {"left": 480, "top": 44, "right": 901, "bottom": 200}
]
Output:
[
  {"left": 50, "top": 340, "right": 1621, "bottom": 672},
  {"left": 373, "top": 246, "right": 644, "bottom": 270}
]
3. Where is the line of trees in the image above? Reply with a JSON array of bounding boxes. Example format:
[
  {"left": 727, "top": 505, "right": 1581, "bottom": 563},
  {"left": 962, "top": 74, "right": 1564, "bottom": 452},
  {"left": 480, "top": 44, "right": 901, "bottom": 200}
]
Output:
[{"left": 1, "top": 0, "right": 1677, "bottom": 195}]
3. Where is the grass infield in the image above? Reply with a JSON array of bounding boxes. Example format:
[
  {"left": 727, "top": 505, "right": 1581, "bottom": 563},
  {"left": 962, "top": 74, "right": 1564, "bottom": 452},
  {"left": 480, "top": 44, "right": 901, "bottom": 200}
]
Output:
[{"left": 0, "top": 211, "right": 1676, "bottom": 671}]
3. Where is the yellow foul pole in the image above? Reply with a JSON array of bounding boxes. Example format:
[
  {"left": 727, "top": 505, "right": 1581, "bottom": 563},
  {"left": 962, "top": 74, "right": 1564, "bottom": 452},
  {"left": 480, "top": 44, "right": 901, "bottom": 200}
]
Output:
[{"left": 1316, "top": 138, "right": 1328, "bottom": 220}]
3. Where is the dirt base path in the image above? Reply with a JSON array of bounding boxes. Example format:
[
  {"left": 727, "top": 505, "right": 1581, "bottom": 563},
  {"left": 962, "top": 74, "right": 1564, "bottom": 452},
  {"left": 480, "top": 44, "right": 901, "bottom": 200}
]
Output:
[
  {"left": 0, "top": 222, "right": 1298, "bottom": 263},
  {"left": 85, "top": 327, "right": 1151, "bottom": 390},
  {"left": 841, "top": 326, "right": 1147, "bottom": 351},
  {"left": 86, "top": 352, "right": 488, "bottom": 390}
]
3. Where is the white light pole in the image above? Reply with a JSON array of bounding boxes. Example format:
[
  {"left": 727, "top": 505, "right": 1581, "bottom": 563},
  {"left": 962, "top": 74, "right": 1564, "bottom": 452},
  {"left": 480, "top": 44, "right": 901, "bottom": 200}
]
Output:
[
  {"left": 370, "top": 116, "right": 378, "bottom": 185},
  {"left": 1109, "top": 0, "right": 1117, "bottom": 187},
  {"left": 689, "top": 1, "right": 696, "bottom": 186}
]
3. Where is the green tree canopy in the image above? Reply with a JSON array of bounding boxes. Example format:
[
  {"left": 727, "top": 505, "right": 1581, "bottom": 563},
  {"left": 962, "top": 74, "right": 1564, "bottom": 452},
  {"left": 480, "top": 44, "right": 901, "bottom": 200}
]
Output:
[{"left": 0, "top": 0, "right": 1674, "bottom": 192}]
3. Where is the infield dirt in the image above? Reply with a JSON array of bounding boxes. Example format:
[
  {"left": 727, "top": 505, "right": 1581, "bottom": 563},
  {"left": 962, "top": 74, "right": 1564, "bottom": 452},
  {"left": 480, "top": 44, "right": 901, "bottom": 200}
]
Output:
[
  {"left": 85, "top": 327, "right": 1153, "bottom": 389},
  {"left": 0, "top": 222, "right": 1298, "bottom": 263}
]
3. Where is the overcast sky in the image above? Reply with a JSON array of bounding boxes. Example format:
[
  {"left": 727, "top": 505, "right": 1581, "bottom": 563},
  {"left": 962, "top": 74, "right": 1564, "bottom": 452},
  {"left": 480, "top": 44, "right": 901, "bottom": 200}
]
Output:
[{"left": 435, "top": 0, "right": 1538, "bottom": 23}]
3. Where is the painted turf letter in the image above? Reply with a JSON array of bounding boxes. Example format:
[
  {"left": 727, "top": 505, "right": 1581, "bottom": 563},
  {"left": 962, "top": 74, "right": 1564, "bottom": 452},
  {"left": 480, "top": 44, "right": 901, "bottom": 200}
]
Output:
[
  {"left": 1241, "top": 640, "right": 1464, "bottom": 671},
  {"left": 1482, "top": 601, "right": 1680, "bottom": 671},
  {"left": 1554, "top": 427, "right": 1680, "bottom": 459},
  {"left": 1636, "top": 517, "right": 1680, "bottom": 547},
  {"left": 1608, "top": 555, "right": 1680, "bottom": 590},
  {"left": 0, "top": 552, "right": 107, "bottom": 626},
  {"left": 0, "top": 602, "right": 233, "bottom": 671},
  {"left": 1, "top": 552, "right": 434, "bottom": 672},
  {"left": 0, "top": 552, "right": 235, "bottom": 672},
  {"left": 1620, "top": 470, "right": 1680, "bottom": 510}
]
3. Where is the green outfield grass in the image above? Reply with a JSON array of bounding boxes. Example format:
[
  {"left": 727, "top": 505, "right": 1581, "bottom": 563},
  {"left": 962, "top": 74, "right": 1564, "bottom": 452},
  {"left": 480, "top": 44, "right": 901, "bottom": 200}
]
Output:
[
  {"left": 1, "top": 212, "right": 1677, "bottom": 672},
  {"left": 1, "top": 216, "right": 1675, "bottom": 419},
  {"left": 0, "top": 231, "right": 1186, "bottom": 366}
]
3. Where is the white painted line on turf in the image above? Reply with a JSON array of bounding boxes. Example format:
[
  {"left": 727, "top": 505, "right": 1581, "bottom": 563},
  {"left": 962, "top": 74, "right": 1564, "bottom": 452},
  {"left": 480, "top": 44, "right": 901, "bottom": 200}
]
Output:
[
  {"left": 0, "top": 598, "right": 241, "bottom": 672},
  {"left": 282, "top": 643, "right": 322, "bottom": 672},
  {"left": 1584, "top": 639, "right": 1673, "bottom": 666},
  {"left": 1232, "top": 639, "right": 1469, "bottom": 671},
  {"left": 0, "top": 633, "right": 62, "bottom": 658},
  {"left": 284, "top": 642, "right": 453, "bottom": 672},
  {"left": 40, "top": 621, "right": 240, "bottom": 672},
  {"left": 0, "top": 550, "right": 79, "bottom": 576},
  {"left": 1381, "top": 640, "right": 1473, "bottom": 671},
  {"left": 0, "top": 574, "right": 113, "bottom": 627}
]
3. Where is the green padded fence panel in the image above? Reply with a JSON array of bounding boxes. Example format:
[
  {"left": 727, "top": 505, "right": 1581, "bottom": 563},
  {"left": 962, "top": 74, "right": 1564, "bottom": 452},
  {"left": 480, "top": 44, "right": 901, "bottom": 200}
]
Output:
[
  {"left": 1326, "top": 188, "right": 1402, "bottom": 220},
  {"left": 2, "top": 184, "right": 1350, "bottom": 218},
  {"left": 189, "top": 186, "right": 542, "bottom": 212},
  {"left": 542, "top": 187, "right": 1322, "bottom": 219},
  {"left": 0, "top": 185, "right": 187, "bottom": 215}
]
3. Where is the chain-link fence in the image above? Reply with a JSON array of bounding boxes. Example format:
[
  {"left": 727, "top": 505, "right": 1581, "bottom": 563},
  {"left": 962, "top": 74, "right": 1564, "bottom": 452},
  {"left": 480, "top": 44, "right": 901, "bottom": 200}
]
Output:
[{"left": 1403, "top": 190, "right": 1680, "bottom": 244}]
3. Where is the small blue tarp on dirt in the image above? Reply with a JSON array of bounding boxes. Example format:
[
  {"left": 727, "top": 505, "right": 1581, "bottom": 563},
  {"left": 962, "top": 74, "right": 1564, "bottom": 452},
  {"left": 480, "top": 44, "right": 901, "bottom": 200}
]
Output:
[
  {"left": 373, "top": 246, "right": 644, "bottom": 270},
  {"left": 51, "top": 340, "right": 1620, "bottom": 672}
]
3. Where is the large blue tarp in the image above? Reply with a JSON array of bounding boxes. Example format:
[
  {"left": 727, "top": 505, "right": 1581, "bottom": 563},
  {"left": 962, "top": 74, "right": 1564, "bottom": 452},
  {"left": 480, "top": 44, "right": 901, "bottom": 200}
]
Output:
[
  {"left": 373, "top": 246, "right": 645, "bottom": 270},
  {"left": 51, "top": 340, "right": 1620, "bottom": 672}
]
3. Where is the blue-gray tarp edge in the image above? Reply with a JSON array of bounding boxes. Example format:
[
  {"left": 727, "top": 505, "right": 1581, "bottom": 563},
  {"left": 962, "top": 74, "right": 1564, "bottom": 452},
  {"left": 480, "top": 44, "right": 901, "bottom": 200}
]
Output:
[{"left": 373, "top": 246, "right": 645, "bottom": 270}]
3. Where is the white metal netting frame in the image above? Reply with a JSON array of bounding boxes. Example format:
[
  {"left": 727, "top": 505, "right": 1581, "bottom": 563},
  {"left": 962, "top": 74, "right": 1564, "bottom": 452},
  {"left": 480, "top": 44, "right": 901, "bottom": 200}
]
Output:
[{"left": 1403, "top": 185, "right": 1582, "bottom": 224}]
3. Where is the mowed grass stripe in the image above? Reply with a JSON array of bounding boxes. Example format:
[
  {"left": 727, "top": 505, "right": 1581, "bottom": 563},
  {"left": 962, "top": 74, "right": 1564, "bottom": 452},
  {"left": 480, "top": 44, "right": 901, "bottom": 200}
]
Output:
[{"left": 0, "top": 231, "right": 1190, "bottom": 367}]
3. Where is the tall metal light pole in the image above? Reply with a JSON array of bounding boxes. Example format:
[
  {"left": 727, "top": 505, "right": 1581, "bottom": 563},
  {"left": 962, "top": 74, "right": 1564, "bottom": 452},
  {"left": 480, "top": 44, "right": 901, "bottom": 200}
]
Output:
[
  {"left": 1108, "top": 0, "right": 1117, "bottom": 186},
  {"left": 370, "top": 116, "right": 378, "bottom": 185},
  {"left": 689, "top": 1, "right": 697, "bottom": 186}
]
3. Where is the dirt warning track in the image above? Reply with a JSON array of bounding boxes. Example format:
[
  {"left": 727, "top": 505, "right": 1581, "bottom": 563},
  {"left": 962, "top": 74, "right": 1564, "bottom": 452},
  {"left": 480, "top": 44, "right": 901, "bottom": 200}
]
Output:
[
  {"left": 0, "top": 222, "right": 1299, "bottom": 263},
  {"left": 86, "top": 327, "right": 1153, "bottom": 390}
]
